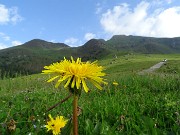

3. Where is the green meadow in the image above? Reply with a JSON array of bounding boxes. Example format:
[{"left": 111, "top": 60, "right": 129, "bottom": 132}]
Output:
[{"left": 0, "top": 54, "right": 180, "bottom": 134}]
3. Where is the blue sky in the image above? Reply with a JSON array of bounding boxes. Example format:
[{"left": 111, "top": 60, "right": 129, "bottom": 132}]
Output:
[{"left": 0, "top": 0, "right": 180, "bottom": 49}]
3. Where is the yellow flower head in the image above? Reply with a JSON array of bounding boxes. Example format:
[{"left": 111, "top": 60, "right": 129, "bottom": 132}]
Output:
[
  {"left": 45, "top": 114, "right": 68, "bottom": 135},
  {"left": 42, "top": 57, "right": 107, "bottom": 92},
  {"left": 113, "top": 81, "right": 118, "bottom": 86}
]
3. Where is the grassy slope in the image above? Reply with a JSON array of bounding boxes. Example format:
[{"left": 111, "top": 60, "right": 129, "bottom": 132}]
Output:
[
  {"left": 105, "top": 35, "right": 180, "bottom": 53},
  {"left": 0, "top": 54, "right": 180, "bottom": 134}
]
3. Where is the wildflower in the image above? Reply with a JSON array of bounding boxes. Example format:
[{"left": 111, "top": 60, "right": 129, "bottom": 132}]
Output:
[
  {"left": 113, "top": 81, "right": 118, "bottom": 86},
  {"left": 33, "top": 124, "right": 37, "bottom": 129},
  {"left": 45, "top": 114, "right": 68, "bottom": 135},
  {"left": 42, "top": 57, "right": 107, "bottom": 93}
]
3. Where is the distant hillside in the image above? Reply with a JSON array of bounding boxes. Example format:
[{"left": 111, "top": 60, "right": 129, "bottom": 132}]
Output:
[
  {"left": 106, "top": 35, "right": 180, "bottom": 53},
  {"left": 21, "top": 39, "right": 69, "bottom": 49},
  {"left": 0, "top": 39, "right": 108, "bottom": 78},
  {"left": 0, "top": 39, "right": 71, "bottom": 78},
  {"left": 0, "top": 35, "right": 180, "bottom": 78},
  {"left": 77, "top": 39, "right": 109, "bottom": 60}
]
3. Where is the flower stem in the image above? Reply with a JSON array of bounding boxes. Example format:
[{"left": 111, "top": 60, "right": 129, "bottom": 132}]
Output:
[
  {"left": 46, "top": 93, "right": 72, "bottom": 112},
  {"left": 73, "top": 95, "right": 78, "bottom": 135}
]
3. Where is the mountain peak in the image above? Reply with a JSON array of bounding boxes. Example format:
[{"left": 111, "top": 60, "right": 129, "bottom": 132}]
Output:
[
  {"left": 83, "top": 39, "right": 106, "bottom": 47},
  {"left": 23, "top": 39, "right": 69, "bottom": 49}
]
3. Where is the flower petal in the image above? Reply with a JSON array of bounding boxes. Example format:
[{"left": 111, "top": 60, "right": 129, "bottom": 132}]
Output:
[
  {"left": 90, "top": 79, "right": 103, "bottom": 90},
  {"left": 47, "top": 76, "right": 59, "bottom": 82},
  {"left": 81, "top": 79, "right": 89, "bottom": 92},
  {"left": 64, "top": 76, "right": 72, "bottom": 88},
  {"left": 71, "top": 77, "right": 76, "bottom": 88},
  {"left": 76, "top": 77, "right": 81, "bottom": 89}
]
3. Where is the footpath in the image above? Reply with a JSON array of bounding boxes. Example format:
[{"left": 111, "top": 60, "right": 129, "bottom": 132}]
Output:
[{"left": 138, "top": 60, "right": 167, "bottom": 75}]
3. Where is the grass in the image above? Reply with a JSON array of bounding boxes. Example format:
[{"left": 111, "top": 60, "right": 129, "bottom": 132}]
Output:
[
  {"left": 0, "top": 54, "right": 180, "bottom": 134},
  {"left": 157, "top": 60, "right": 180, "bottom": 74}
]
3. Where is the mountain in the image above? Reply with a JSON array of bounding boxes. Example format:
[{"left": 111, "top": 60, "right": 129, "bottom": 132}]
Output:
[
  {"left": 77, "top": 39, "right": 109, "bottom": 60},
  {"left": 0, "top": 35, "right": 180, "bottom": 78},
  {"left": 106, "top": 35, "right": 180, "bottom": 53},
  {"left": 0, "top": 39, "right": 71, "bottom": 78},
  {"left": 21, "top": 39, "right": 69, "bottom": 49},
  {"left": 0, "top": 39, "right": 108, "bottom": 78}
]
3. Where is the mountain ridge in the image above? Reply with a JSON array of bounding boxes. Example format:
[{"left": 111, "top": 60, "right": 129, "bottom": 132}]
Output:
[{"left": 0, "top": 35, "right": 180, "bottom": 78}]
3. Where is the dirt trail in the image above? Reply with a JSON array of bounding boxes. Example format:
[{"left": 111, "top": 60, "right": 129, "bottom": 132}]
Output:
[{"left": 138, "top": 61, "right": 166, "bottom": 75}]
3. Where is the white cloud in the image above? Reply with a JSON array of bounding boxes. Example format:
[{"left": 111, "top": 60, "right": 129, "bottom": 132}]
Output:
[
  {"left": 100, "top": 1, "right": 180, "bottom": 38},
  {"left": 96, "top": 7, "right": 102, "bottom": 14},
  {"left": 0, "top": 32, "right": 22, "bottom": 49},
  {"left": 0, "top": 4, "right": 9, "bottom": 24},
  {"left": 64, "top": 37, "right": 78, "bottom": 45},
  {"left": 10, "top": 7, "right": 23, "bottom": 24},
  {"left": 84, "top": 33, "right": 96, "bottom": 41},
  {"left": 152, "top": 0, "right": 173, "bottom": 5},
  {"left": 0, "top": 40, "right": 22, "bottom": 50},
  {"left": 0, "top": 43, "right": 8, "bottom": 49},
  {"left": 11, "top": 40, "right": 22, "bottom": 46},
  {"left": 0, "top": 32, "right": 10, "bottom": 41},
  {"left": 49, "top": 39, "right": 55, "bottom": 43},
  {"left": 166, "top": 0, "right": 172, "bottom": 4},
  {"left": 0, "top": 4, "right": 23, "bottom": 25},
  {"left": 64, "top": 37, "right": 82, "bottom": 47},
  {"left": 95, "top": 3, "right": 103, "bottom": 14}
]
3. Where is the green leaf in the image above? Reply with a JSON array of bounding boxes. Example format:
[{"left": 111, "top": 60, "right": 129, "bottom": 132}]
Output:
[{"left": 92, "top": 122, "right": 101, "bottom": 135}]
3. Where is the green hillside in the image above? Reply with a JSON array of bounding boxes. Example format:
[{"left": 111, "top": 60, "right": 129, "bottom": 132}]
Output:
[
  {"left": 77, "top": 39, "right": 110, "bottom": 60},
  {"left": 106, "top": 35, "right": 180, "bottom": 53},
  {"left": 0, "top": 39, "right": 72, "bottom": 78},
  {"left": 0, "top": 35, "right": 180, "bottom": 78}
]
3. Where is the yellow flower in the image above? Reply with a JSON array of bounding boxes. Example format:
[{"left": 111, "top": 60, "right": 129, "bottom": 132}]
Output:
[
  {"left": 42, "top": 57, "right": 107, "bottom": 92},
  {"left": 45, "top": 114, "right": 68, "bottom": 135},
  {"left": 113, "top": 81, "right": 118, "bottom": 86}
]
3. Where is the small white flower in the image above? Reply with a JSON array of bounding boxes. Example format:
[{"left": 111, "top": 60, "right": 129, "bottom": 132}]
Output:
[
  {"left": 33, "top": 124, "right": 37, "bottom": 128},
  {"left": 40, "top": 125, "right": 46, "bottom": 128}
]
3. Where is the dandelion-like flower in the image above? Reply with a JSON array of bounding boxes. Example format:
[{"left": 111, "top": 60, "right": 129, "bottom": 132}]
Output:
[
  {"left": 42, "top": 57, "right": 107, "bottom": 93},
  {"left": 45, "top": 114, "right": 68, "bottom": 135}
]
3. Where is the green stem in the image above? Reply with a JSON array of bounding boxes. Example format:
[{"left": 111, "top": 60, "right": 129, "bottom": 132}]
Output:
[{"left": 73, "top": 95, "right": 78, "bottom": 135}]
